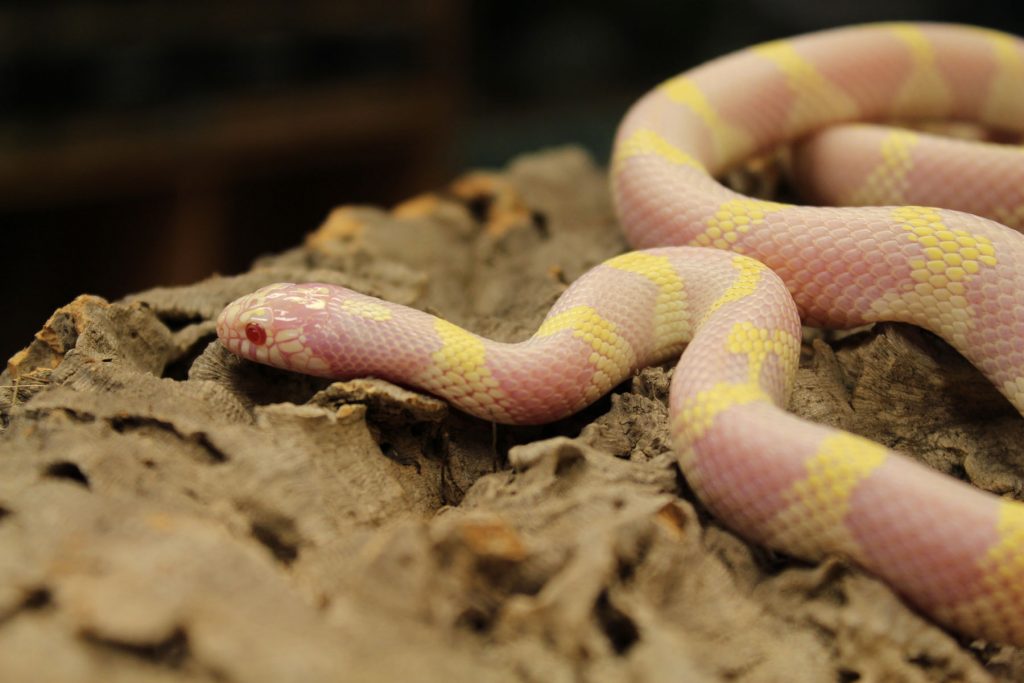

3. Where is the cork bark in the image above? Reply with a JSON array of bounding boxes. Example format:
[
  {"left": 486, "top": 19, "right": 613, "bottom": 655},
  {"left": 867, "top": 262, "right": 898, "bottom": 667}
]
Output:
[{"left": 2, "top": 147, "right": 1023, "bottom": 682}]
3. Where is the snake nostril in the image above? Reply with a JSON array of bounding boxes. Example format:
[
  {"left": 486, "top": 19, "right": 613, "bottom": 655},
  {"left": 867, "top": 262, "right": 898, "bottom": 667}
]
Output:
[{"left": 245, "top": 322, "right": 268, "bottom": 346}]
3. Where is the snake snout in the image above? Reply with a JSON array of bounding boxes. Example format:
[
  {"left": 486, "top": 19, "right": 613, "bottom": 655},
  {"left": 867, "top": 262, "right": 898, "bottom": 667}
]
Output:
[
  {"left": 216, "top": 286, "right": 292, "bottom": 357},
  {"left": 215, "top": 299, "right": 245, "bottom": 351}
]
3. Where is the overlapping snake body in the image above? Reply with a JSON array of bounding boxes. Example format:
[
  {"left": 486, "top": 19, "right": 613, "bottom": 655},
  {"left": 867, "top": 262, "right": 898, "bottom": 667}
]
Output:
[{"left": 218, "top": 23, "right": 1024, "bottom": 645}]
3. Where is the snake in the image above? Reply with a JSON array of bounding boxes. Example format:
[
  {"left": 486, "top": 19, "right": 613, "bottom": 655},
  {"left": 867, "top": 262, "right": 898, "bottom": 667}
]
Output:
[{"left": 217, "top": 23, "right": 1024, "bottom": 645}]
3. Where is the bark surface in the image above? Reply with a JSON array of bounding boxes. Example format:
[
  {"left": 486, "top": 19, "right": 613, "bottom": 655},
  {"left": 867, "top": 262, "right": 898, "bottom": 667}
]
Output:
[{"left": 2, "top": 148, "right": 1023, "bottom": 682}]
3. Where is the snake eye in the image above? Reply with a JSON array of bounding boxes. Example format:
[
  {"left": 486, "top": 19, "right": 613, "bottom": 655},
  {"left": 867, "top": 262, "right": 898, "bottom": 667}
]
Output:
[{"left": 245, "top": 322, "right": 267, "bottom": 345}]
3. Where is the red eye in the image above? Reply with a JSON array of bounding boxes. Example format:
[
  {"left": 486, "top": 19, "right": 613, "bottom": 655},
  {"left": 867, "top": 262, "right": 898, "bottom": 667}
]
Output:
[{"left": 245, "top": 322, "right": 267, "bottom": 345}]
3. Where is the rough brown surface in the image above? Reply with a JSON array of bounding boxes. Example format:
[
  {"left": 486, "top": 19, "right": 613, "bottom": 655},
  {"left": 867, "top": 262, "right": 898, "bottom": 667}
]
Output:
[{"left": 2, "top": 147, "right": 1023, "bottom": 682}]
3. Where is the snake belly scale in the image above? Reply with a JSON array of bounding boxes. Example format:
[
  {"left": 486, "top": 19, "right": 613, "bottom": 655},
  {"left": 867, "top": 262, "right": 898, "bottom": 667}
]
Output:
[{"left": 219, "top": 23, "right": 1024, "bottom": 645}]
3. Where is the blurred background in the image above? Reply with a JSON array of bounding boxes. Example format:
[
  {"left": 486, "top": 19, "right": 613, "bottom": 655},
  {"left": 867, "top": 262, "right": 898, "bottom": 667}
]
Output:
[{"left": 3, "top": 0, "right": 1024, "bottom": 362}]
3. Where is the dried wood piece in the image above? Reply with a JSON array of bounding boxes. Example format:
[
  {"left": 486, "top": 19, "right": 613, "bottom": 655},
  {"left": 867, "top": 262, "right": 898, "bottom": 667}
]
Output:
[{"left": 1, "top": 147, "right": 1021, "bottom": 682}]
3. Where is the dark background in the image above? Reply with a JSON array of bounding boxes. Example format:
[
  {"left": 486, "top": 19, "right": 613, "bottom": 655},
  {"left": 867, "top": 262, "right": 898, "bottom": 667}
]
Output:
[{"left": 3, "top": 0, "right": 1024, "bottom": 363}]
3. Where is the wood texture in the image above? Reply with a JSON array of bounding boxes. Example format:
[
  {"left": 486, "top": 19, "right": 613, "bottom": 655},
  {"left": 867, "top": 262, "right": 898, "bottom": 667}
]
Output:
[{"left": 2, "top": 148, "right": 1023, "bottom": 681}]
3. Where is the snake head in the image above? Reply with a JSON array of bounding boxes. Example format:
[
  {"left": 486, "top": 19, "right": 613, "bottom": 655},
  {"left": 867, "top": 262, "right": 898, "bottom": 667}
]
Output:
[{"left": 216, "top": 283, "right": 335, "bottom": 375}]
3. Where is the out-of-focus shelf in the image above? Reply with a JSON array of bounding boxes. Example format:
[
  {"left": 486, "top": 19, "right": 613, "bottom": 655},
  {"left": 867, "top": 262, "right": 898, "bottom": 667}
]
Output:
[
  {"left": 0, "top": 2, "right": 453, "bottom": 54},
  {"left": 0, "top": 79, "right": 457, "bottom": 207}
]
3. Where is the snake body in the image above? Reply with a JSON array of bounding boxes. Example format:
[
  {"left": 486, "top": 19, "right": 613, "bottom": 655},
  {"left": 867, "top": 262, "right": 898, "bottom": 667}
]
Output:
[{"left": 218, "top": 23, "right": 1024, "bottom": 645}]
